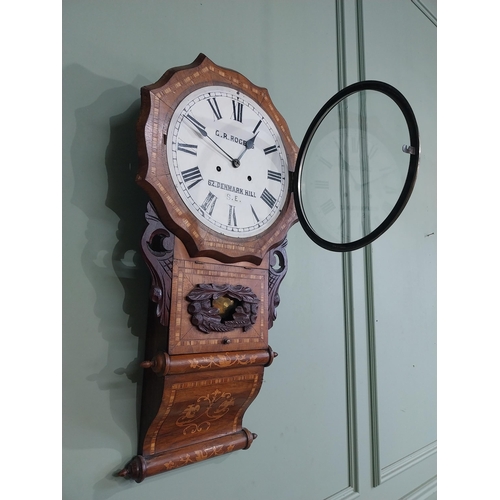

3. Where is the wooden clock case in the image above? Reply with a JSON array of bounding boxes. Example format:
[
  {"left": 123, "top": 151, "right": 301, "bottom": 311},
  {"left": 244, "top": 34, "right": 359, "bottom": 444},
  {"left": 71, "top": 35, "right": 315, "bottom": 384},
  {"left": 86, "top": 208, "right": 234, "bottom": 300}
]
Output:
[{"left": 118, "top": 54, "right": 298, "bottom": 482}]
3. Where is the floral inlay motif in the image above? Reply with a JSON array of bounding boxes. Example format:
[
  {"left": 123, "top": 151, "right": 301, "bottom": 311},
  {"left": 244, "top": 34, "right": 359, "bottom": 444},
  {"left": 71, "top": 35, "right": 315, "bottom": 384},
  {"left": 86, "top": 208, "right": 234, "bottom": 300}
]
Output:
[
  {"left": 189, "top": 353, "right": 258, "bottom": 370},
  {"left": 176, "top": 389, "right": 235, "bottom": 435}
]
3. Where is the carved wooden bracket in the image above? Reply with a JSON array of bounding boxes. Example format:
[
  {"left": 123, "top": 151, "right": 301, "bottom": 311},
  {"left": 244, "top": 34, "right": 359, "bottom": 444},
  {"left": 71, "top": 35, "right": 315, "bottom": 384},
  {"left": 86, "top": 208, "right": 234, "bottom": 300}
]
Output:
[
  {"left": 140, "top": 203, "right": 290, "bottom": 332},
  {"left": 186, "top": 284, "right": 259, "bottom": 333},
  {"left": 268, "top": 238, "right": 289, "bottom": 329},
  {"left": 140, "top": 202, "right": 175, "bottom": 326}
]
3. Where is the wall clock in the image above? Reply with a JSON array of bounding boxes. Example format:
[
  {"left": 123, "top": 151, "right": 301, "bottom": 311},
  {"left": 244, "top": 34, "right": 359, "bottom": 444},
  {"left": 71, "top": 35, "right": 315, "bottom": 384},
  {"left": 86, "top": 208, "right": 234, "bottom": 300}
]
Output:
[{"left": 118, "top": 54, "right": 419, "bottom": 482}]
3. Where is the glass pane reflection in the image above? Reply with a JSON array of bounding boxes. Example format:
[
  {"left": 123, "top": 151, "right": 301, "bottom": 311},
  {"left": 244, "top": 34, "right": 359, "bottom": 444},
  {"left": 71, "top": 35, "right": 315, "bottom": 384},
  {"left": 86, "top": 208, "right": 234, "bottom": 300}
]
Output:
[{"left": 299, "top": 89, "right": 410, "bottom": 245}]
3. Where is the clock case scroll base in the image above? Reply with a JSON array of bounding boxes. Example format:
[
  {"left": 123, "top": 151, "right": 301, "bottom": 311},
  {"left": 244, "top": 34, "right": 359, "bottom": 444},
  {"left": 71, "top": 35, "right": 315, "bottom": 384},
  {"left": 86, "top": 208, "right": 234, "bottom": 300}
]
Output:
[{"left": 121, "top": 344, "right": 276, "bottom": 482}]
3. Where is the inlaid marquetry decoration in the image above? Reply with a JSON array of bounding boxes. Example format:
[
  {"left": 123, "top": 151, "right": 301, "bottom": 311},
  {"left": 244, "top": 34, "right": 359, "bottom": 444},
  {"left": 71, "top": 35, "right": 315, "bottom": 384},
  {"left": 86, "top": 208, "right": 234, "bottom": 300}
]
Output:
[
  {"left": 176, "top": 388, "right": 236, "bottom": 435},
  {"left": 118, "top": 54, "right": 297, "bottom": 482}
]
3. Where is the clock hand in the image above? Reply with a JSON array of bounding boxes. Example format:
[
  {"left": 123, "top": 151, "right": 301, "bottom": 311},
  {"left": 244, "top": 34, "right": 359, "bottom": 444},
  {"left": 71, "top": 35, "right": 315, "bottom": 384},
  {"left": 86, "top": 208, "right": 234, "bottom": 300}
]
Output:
[
  {"left": 207, "top": 135, "right": 237, "bottom": 163},
  {"left": 185, "top": 114, "right": 236, "bottom": 164},
  {"left": 236, "top": 132, "right": 259, "bottom": 161}
]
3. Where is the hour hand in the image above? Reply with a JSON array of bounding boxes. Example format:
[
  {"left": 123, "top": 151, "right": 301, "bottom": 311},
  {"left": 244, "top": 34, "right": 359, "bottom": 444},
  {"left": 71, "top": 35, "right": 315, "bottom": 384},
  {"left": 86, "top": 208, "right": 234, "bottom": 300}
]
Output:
[{"left": 237, "top": 132, "right": 259, "bottom": 161}]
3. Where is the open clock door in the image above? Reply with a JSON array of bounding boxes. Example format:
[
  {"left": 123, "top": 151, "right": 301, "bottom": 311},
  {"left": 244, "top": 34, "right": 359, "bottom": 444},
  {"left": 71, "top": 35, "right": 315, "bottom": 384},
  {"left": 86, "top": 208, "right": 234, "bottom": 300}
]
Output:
[{"left": 293, "top": 80, "right": 420, "bottom": 252}]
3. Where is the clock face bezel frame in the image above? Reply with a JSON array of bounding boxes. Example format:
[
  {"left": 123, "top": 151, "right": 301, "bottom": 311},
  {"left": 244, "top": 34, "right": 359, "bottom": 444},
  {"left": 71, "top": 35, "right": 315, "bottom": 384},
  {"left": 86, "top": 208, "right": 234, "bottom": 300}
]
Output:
[
  {"left": 136, "top": 54, "right": 298, "bottom": 265},
  {"left": 293, "top": 80, "right": 420, "bottom": 253}
]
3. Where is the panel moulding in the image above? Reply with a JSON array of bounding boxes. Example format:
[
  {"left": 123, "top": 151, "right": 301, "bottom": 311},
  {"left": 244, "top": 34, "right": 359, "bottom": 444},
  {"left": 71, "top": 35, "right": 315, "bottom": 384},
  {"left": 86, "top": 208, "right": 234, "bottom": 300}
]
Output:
[
  {"left": 329, "top": 2, "right": 360, "bottom": 499},
  {"left": 411, "top": 0, "right": 437, "bottom": 26},
  {"left": 325, "top": 485, "right": 360, "bottom": 500},
  {"left": 381, "top": 441, "right": 437, "bottom": 483},
  {"left": 398, "top": 475, "right": 437, "bottom": 500},
  {"left": 354, "top": 0, "right": 382, "bottom": 488}
]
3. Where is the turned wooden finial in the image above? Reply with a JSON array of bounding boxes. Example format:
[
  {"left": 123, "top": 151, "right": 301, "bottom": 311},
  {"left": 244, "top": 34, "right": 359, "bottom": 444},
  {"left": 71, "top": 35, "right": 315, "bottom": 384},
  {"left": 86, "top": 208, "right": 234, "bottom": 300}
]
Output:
[
  {"left": 117, "top": 468, "right": 129, "bottom": 478},
  {"left": 117, "top": 456, "right": 146, "bottom": 482}
]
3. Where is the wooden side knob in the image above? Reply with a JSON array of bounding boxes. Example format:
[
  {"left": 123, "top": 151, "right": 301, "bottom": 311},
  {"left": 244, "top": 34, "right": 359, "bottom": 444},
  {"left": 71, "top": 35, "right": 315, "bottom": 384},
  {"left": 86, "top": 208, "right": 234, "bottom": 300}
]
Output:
[
  {"left": 139, "top": 352, "right": 169, "bottom": 375},
  {"left": 265, "top": 346, "right": 278, "bottom": 366},
  {"left": 242, "top": 427, "right": 258, "bottom": 449}
]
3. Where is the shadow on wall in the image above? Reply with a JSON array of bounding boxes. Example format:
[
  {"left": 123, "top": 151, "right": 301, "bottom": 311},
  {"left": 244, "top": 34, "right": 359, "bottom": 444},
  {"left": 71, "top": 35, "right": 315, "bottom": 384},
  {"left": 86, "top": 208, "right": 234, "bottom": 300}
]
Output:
[
  {"left": 65, "top": 64, "right": 152, "bottom": 462},
  {"left": 65, "top": 65, "right": 253, "bottom": 494}
]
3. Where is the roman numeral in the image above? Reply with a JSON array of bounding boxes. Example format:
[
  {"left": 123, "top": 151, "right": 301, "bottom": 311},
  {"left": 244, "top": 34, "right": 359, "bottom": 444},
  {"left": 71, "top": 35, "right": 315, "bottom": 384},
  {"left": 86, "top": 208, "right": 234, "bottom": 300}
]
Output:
[
  {"left": 178, "top": 143, "right": 198, "bottom": 155},
  {"left": 315, "top": 180, "right": 329, "bottom": 189},
  {"left": 201, "top": 191, "right": 217, "bottom": 215},
  {"left": 251, "top": 205, "right": 260, "bottom": 222},
  {"left": 320, "top": 198, "right": 336, "bottom": 214},
  {"left": 232, "top": 101, "right": 243, "bottom": 122},
  {"left": 228, "top": 205, "right": 237, "bottom": 226},
  {"left": 252, "top": 120, "right": 262, "bottom": 134},
  {"left": 181, "top": 166, "right": 203, "bottom": 189},
  {"left": 267, "top": 170, "right": 282, "bottom": 182},
  {"left": 208, "top": 98, "right": 222, "bottom": 120},
  {"left": 260, "top": 188, "right": 277, "bottom": 210},
  {"left": 264, "top": 145, "right": 278, "bottom": 155}
]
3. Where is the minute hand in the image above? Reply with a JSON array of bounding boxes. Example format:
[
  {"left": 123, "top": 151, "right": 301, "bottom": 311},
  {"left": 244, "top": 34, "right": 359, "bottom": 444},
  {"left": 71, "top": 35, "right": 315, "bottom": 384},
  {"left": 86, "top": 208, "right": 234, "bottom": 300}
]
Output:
[{"left": 185, "top": 114, "right": 236, "bottom": 162}]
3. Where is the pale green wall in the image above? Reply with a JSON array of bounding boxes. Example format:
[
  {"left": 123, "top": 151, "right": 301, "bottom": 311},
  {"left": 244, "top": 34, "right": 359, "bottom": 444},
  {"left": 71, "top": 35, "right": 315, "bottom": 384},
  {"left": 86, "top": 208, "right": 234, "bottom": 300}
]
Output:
[{"left": 62, "top": 1, "right": 436, "bottom": 499}]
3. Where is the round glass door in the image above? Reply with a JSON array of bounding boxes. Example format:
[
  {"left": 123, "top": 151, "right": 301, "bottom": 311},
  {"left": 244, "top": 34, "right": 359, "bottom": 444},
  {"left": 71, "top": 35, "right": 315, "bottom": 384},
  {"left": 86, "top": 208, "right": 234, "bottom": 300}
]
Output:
[{"left": 294, "top": 80, "right": 420, "bottom": 252}]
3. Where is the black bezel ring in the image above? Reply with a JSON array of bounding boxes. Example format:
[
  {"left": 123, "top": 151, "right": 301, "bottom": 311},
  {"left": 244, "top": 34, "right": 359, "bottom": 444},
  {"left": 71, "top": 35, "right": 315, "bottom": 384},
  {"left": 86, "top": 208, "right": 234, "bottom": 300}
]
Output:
[{"left": 293, "top": 80, "right": 420, "bottom": 253}]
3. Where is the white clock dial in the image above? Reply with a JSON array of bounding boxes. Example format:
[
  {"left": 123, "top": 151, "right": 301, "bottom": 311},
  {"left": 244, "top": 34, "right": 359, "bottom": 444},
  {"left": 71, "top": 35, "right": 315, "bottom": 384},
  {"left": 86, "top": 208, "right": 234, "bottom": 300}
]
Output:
[{"left": 166, "top": 85, "right": 289, "bottom": 238}]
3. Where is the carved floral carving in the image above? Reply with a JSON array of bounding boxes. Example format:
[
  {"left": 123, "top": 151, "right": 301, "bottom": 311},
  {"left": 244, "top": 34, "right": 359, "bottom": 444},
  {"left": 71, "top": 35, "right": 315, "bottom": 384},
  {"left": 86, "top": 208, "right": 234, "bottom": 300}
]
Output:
[
  {"left": 186, "top": 284, "right": 259, "bottom": 333},
  {"left": 268, "top": 238, "right": 289, "bottom": 329},
  {"left": 140, "top": 202, "right": 175, "bottom": 326}
]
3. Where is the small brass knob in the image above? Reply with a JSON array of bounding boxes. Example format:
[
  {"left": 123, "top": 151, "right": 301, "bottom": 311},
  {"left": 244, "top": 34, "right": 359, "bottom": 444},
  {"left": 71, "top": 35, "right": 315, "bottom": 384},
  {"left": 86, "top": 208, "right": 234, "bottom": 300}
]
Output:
[{"left": 222, "top": 338, "right": 231, "bottom": 345}]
